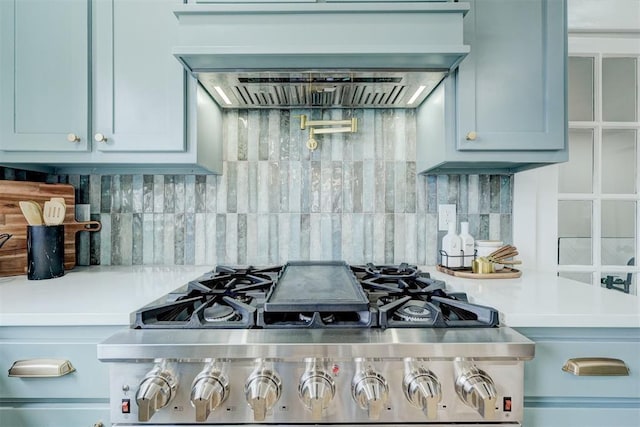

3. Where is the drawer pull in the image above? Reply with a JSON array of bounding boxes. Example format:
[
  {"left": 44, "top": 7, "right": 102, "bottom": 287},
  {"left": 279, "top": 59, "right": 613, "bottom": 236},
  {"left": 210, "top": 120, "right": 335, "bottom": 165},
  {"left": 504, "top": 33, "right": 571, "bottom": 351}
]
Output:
[
  {"left": 8, "top": 358, "right": 76, "bottom": 378},
  {"left": 562, "top": 357, "right": 630, "bottom": 376}
]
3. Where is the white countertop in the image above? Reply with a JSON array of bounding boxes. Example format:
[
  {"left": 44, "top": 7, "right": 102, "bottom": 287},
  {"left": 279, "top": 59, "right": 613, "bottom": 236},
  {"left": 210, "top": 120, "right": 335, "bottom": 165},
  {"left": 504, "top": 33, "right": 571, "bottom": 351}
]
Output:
[
  {"left": 426, "top": 268, "right": 640, "bottom": 328},
  {"left": 0, "top": 265, "right": 210, "bottom": 326},
  {"left": 1, "top": 265, "right": 638, "bottom": 328}
]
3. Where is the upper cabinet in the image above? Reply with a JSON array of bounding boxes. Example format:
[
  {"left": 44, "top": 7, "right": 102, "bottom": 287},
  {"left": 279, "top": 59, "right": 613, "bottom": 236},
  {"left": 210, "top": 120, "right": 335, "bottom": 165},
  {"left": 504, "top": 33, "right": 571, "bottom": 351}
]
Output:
[
  {"left": 92, "top": 0, "right": 184, "bottom": 153},
  {"left": 418, "top": 0, "right": 568, "bottom": 174},
  {"left": 0, "top": 0, "right": 221, "bottom": 173},
  {"left": 0, "top": 0, "right": 89, "bottom": 152}
]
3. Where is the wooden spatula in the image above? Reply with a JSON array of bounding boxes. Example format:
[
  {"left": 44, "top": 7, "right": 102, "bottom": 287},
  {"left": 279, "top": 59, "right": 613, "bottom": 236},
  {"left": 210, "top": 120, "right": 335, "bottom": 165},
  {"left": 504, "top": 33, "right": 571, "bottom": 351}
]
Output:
[
  {"left": 43, "top": 200, "right": 66, "bottom": 225},
  {"left": 19, "top": 201, "right": 44, "bottom": 225}
]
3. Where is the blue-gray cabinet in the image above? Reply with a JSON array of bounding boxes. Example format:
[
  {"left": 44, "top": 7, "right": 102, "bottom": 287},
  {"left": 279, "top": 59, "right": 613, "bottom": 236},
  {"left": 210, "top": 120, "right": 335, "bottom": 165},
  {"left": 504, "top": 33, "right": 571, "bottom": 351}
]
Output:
[
  {"left": 0, "top": 325, "right": 122, "bottom": 427},
  {"left": 0, "top": 0, "right": 89, "bottom": 153},
  {"left": 517, "top": 327, "right": 640, "bottom": 427},
  {"left": 0, "top": 0, "right": 222, "bottom": 173},
  {"left": 418, "top": 0, "right": 568, "bottom": 174}
]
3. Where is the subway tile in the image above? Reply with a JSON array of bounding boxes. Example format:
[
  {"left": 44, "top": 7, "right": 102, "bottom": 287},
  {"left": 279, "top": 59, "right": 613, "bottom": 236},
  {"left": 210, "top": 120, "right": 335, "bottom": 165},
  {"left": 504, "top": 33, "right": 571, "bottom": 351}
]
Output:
[
  {"left": 258, "top": 110, "right": 270, "bottom": 161},
  {"left": 153, "top": 175, "right": 164, "bottom": 213},
  {"left": 142, "top": 213, "right": 154, "bottom": 264},
  {"left": 163, "top": 175, "right": 175, "bottom": 213},
  {"left": 279, "top": 112, "right": 290, "bottom": 161},
  {"left": 153, "top": 213, "right": 164, "bottom": 264},
  {"left": 289, "top": 162, "right": 301, "bottom": 213},
  {"left": 183, "top": 212, "right": 196, "bottom": 265},
  {"left": 163, "top": 214, "right": 176, "bottom": 265},
  {"left": 205, "top": 174, "right": 217, "bottom": 213},
  {"left": 215, "top": 214, "right": 226, "bottom": 263},
  {"left": 405, "top": 162, "right": 416, "bottom": 214},
  {"left": 194, "top": 213, "right": 206, "bottom": 265},
  {"left": 289, "top": 213, "right": 301, "bottom": 260},
  {"left": 478, "top": 175, "right": 490, "bottom": 214},
  {"left": 174, "top": 175, "right": 186, "bottom": 214},
  {"left": 142, "top": 175, "right": 153, "bottom": 213},
  {"left": 100, "top": 213, "right": 112, "bottom": 265},
  {"left": 237, "top": 110, "right": 248, "bottom": 161},
  {"left": 227, "top": 110, "right": 238, "bottom": 161},
  {"left": 90, "top": 174, "right": 101, "bottom": 214},
  {"left": 490, "top": 175, "right": 501, "bottom": 213},
  {"left": 248, "top": 162, "right": 258, "bottom": 213},
  {"left": 384, "top": 161, "right": 394, "bottom": 213},
  {"left": 268, "top": 214, "right": 279, "bottom": 264},
  {"left": 195, "top": 175, "right": 206, "bottom": 213},
  {"left": 257, "top": 161, "right": 270, "bottom": 213},
  {"left": 247, "top": 110, "right": 260, "bottom": 162},
  {"left": 100, "top": 176, "right": 111, "bottom": 214},
  {"left": 394, "top": 162, "right": 406, "bottom": 213},
  {"left": 468, "top": 175, "right": 480, "bottom": 214},
  {"left": 269, "top": 162, "right": 281, "bottom": 213},
  {"left": 132, "top": 213, "right": 143, "bottom": 265},
  {"left": 69, "top": 109, "right": 514, "bottom": 267},
  {"left": 237, "top": 162, "right": 249, "bottom": 214},
  {"left": 279, "top": 161, "right": 289, "bottom": 212},
  {"left": 237, "top": 213, "right": 247, "bottom": 264},
  {"left": 185, "top": 175, "right": 196, "bottom": 214},
  {"left": 277, "top": 213, "right": 290, "bottom": 262},
  {"left": 332, "top": 162, "right": 342, "bottom": 213},
  {"left": 111, "top": 175, "right": 122, "bottom": 213},
  {"left": 226, "top": 162, "right": 238, "bottom": 213},
  {"left": 500, "top": 175, "right": 512, "bottom": 213}
]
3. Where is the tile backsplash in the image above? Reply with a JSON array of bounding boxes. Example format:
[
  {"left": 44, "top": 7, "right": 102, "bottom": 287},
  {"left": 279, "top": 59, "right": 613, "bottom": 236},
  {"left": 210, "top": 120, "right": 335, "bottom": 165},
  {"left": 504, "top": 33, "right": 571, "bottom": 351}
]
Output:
[{"left": 1, "top": 109, "right": 512, "bottom": 267}]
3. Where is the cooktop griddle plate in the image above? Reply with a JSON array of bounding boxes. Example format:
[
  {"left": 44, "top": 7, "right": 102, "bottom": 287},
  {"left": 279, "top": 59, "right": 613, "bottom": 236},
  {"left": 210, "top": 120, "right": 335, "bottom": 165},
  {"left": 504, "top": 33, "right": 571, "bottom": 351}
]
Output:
[{"left": 264, "top": 261, "right": 369, "bottom": 312}]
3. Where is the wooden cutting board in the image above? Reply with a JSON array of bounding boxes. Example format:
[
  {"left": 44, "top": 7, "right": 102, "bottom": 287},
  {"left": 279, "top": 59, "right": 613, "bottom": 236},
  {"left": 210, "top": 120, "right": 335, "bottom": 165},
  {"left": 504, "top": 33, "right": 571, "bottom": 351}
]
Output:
[
  {"left": 436, "top": 264, "right": 522, "bottom": 279},
  {"left": 0, "top": 180, "right": 101, "bottom": 277}
]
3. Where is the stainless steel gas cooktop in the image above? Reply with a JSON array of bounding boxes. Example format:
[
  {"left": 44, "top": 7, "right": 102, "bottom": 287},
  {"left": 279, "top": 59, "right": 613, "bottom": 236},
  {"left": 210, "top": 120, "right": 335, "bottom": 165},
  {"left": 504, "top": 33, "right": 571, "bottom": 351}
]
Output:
[{"left": 98, "top": 261, "right": 534, "bottom": 427}]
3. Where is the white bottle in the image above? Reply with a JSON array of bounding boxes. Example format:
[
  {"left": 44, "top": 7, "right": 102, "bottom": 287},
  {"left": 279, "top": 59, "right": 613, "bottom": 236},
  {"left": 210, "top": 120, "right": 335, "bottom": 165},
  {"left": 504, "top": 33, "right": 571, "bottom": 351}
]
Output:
[
  {"left": 442, "top": 222, "right": 463, "bottom": 268},
  {"left": 459, "top": 221, "right": 475, "bottom": 268}
]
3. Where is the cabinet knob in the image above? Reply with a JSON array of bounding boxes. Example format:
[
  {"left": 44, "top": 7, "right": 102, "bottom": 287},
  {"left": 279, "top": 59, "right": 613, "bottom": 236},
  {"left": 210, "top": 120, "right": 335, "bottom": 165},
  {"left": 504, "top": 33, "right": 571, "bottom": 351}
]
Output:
[
  {"left": 67, "top": 133, "right": 81, "bottom": 143},
  {"left": 94, "top": 133, "right": 108, "bottom": 143},
  {"left": 465, "top": 131, "right": 477, "bottom": 141}
]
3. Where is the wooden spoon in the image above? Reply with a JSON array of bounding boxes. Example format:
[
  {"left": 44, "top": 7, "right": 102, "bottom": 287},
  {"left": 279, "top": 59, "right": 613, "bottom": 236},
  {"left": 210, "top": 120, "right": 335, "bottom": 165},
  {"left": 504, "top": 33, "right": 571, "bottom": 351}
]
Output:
[
  {"left": 18, "top": 201, "right": 43, "bottom": 225},
  {"left": 43, "top": 200, "right": 66, "bottom": 225}
]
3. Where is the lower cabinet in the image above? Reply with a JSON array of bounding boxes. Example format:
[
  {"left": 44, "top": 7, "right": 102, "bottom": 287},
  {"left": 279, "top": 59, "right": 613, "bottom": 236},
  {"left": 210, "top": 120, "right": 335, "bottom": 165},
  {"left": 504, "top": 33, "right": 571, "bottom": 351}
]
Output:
[
  {"left": 517, "top": 327, "right": 640, "bottom": 427},
  {"left": 0, "top": 325, "right": 123, "bottom": 427}
]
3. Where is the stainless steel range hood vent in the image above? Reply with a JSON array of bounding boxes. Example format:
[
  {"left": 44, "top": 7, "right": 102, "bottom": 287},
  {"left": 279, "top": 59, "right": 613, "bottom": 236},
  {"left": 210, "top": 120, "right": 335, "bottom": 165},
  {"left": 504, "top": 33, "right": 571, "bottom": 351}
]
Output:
[
  {"left": 173, "top": 2, "right": 469, "bottom": 109},
  {"left": 200, "top": 71, "right": 447, "bottom": 109}
]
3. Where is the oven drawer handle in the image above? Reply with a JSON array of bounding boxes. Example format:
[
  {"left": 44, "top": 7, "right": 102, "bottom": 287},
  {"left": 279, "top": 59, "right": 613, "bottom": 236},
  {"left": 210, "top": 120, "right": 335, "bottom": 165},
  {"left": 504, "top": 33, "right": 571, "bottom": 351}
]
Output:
[
  {"left": 8, "top": 358, "right": 76, "bottom": 378},
  {"left": 562, "top": 357, "right": 630, "bottom": 376}
]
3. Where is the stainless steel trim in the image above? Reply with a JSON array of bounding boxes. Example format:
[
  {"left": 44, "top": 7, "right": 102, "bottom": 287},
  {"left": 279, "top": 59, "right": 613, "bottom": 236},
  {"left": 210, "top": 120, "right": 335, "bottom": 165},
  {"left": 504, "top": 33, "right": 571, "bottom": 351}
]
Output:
[
  {"left": 8, "top": 358, "right": 75, "bottom": 378},
  {"left": 98, "top": 328, "right": 535, "bottom": 362}
]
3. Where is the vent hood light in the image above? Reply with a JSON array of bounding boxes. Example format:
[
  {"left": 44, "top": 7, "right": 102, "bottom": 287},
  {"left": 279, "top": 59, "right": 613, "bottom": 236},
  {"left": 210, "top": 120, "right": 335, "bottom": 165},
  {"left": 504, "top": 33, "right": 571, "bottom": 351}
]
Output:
[
  {"left": 213, "top": 86, "right": 232, "bottom": 105},
  {"left": 407, "top": 86, "right": 427, "bottom": 105}
]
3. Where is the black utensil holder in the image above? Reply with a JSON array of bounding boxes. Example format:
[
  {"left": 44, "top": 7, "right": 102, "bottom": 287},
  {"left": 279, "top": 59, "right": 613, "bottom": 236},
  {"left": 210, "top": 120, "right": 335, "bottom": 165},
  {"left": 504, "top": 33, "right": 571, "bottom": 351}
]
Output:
[{"left": 27, "top": 225, "right": 64, "bottom": 280}]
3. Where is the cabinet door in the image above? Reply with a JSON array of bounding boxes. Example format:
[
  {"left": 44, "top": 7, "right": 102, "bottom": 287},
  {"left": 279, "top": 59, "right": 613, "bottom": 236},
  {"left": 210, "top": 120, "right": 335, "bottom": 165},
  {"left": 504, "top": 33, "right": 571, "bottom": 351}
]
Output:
[
  {"left": 456, "top": 0, "right": 566, "bottom": 151},
  {"left": 0, "top": 0, "right": 89, "bottom": 152},
  {"left": 93, "top": 0, "right": 185, "bottom": 152}
]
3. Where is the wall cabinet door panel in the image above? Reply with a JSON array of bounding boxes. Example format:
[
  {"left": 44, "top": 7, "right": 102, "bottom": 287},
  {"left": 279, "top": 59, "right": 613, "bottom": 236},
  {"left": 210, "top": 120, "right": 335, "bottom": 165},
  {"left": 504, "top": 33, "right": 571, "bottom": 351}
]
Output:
[
  {"left": 0, "top": 0, "right": 89, "bottom": 152},
  {"left": 93, "top": 0, "right": 185, "bottom": 152},
  {"left": 456, "top": 0, "right": 566, "bottom": 152}
]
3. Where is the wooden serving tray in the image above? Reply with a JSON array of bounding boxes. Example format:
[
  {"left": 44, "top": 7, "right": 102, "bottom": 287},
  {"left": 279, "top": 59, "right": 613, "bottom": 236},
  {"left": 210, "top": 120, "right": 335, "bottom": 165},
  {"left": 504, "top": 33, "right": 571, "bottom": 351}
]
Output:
[
  {"left": 0, "top": 180, "right": 101, "bottom": 277},
  {"left": 436, "top": 264, "right": 522, "bottom": 279}
]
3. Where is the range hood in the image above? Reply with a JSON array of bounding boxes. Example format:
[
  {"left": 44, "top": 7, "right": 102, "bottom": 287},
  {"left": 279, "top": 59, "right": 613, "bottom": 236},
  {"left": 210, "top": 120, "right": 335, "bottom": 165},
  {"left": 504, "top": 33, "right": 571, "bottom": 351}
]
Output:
[{"left": 173, "top": 2, "right": 470, "bottom": 109}]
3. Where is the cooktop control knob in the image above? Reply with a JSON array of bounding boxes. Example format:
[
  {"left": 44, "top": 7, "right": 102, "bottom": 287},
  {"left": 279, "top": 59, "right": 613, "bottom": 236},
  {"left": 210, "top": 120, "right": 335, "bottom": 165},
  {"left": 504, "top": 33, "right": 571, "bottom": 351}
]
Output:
[
  {"left": 135, "top": 361, "right": 178, "bottom": 422},
  {"left": 244, "top": 362, "right": 282, "bottom": 422},
  {"left": 403, "top": 362, "right": 442, "bottom": 420},
  {"left": 454, "top": 361, "right": 497, "bottom": 419},
  {"left": 351, "top": 362, "right": 389, "bottom": 420},
  {"left": 190, "top": 361, "right": 229, "bottom": 422},
  {"left": 298, "top": 362, "right": 336, "bottom": 420}
]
